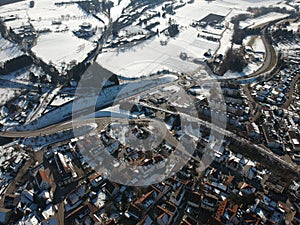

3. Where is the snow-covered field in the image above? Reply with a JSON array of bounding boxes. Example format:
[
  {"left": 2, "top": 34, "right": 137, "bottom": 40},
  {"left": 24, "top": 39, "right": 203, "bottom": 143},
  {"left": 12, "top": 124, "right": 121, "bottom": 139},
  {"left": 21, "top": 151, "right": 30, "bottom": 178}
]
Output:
[
  {"left": 98, "top": 27, "right": 218, "bottom": 78},
  {"left": 0, "top": 0, "right": 106, "bottom": 70},
  {"left": 251, "top": 37, "right": 265, "bottom": 53},
  {"left": 32, "top": 32, "right": 96, "bottom": 71},
  {"left": 0, "top": 0, "right": 291, "bottom": 80},
  {"left": 98, "top": 0, "right": 286, "bottom": 79},
  {"left": 0, "top": 0, "right": 106, "bottom": 29}
]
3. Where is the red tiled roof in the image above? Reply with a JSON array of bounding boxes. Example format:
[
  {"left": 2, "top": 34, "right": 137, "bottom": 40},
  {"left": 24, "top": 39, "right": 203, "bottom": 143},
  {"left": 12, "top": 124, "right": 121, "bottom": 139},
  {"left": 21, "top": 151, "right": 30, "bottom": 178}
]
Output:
[
  {"left": 38, "top": 170, "right": 50, "bottom": 183},
  {"left": 135, "top": 190, "right": 154, "bottom": 205}
]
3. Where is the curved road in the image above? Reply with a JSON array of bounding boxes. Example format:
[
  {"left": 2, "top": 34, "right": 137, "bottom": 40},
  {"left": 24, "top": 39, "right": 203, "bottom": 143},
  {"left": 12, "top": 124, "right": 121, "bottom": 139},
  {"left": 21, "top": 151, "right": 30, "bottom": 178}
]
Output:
[
  {"left": 1, "top": 106, "right": 298, "bottom": 176},
  {"left": 201, "top": 25, "right": 277, "bottom": 85},
  {"left": 0, "top": 117, "right": 200, "bottom": 163}
]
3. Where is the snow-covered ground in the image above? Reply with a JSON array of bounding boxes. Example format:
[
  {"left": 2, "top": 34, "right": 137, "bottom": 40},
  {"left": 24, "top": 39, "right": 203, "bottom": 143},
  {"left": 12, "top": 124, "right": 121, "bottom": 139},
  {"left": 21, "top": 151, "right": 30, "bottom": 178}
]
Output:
[
  {"left": 240, "top": 12, "right": 289, "bottom": 29},
  {"left": 18, "top": 74, "right": 178, "bottom": 130},
  {"left": 0, "top": 0, "right": 106, "bottom": 30},
  {"left": 216, "top": 25, "right": 233, "bottom": 56},
  {"left": 220, "top": 63, "right": 261, "bottom": 79},
  {"left": 0, "top": 88, "right": 22, "bottom": 106},
  {"left": 286, "top": 21, "right": 300, "bottom": 32},
  {"left": 244, "top": 36, "right": 265, "bottom": 53},
  {"left": 0, "top": 0, "right": 291, "bottom": 81},
  {"left": 32, "top": 32, "right": 96, "bottom": 71},
  {"left": 214, "top": 35, "right": 265, "bottom": 79},
  {"left": 50, "top": 95, "right": 74, "bottom": 107},
  {"left": 98, "top": 27, "right": 218, "bottom": 78},
  {"left": 277, "top": 42, "right": 300, "bottom": 50},
  {"left": 110, "top": 0, "right": 131, "bottom": 21},
  {"left": 97, "top": 0, "right": 286, "bottom": 79},
  {"left": 0, "top": 34, "right": 23, "bottom": 64},
  {"left": 0, "top": 0, "right": 107, "bottom": 70},
  {"left": 251, "top": 36, "right": 265, "bottom": 53}
]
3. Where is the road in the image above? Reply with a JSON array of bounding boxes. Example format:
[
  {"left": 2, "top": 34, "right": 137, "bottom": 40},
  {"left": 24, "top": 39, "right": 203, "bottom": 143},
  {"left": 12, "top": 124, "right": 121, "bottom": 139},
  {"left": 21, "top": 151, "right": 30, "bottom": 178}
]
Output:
[
  {"left": 25, "top": 85, "right": 63, "bottom": 124},
  {"left": 2, "top": 99, "right": 298, "bottom": 176},
  {"left": 282, "top": 73, "right": 300, "bottom": 109},
  {"left": 247, "top": 27, "right": 276, "bottom": 77},
  {"left": 201, "top": 25, "right": 277, "bottom": 85},
  {"left": 0, "top": 13, "right": 295, "bottom": 181},
  {"left": 0, "top": 118, "right": 110, "bottom": 138},
  {"left": 131, "top": 103, "right": 300, "bottom": 175},
  {"left": 0, "top": 116, "right": 200, "bottom": 164}
]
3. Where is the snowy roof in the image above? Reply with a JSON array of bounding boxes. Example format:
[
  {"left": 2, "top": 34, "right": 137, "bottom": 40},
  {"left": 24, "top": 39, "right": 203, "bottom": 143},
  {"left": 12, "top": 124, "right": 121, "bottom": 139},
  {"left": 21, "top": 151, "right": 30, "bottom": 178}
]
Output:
[{"left": 42, "top": 205, "right": 55, "bottom": 220}]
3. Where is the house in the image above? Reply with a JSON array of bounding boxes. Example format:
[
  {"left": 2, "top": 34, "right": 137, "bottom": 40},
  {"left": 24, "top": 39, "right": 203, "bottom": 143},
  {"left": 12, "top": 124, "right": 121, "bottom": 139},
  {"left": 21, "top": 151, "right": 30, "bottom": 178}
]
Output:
[
  {"left": 269, "top": 210, "right": 284, "bottom": 225},
  {"left": 35, "top": 170, "right": 51, "bottom": 190},
  {"left": 243, "top": 213, "right": 261, "bottom": 225},
  {"left": 288, "top": 129, "right": 300, "bottom": 152},
  {"left": 4, "top": 194, "right": 20, "bottom": 209},
  {"left": 240, "top": 183, "right": 256, "bottom": 195},
  {"left": 54, "top": 152, "right": 72, "bottom": 180},
  {"left": 135, "top": 190, "right": 157, "bottom": 210},
  {"left": 241, "top": 165, "right": 257, "bottom": 180},
  {"left": 0, "top": 208, "right": 12, "bottom": 225},
  {"left": 66, "top": 186, "right": 86, "bottom": 206},
  {"left": 201, "top": 194, "right": 218, "bottom": 212},
  {"left": 261, "top": 124, "right": 281, "bottom": 149},
  {"left": 155, "top": 201, "right": 178, "bottom": 225},
  {"left": 157, "top": 207, "right": 173, "bottom": 225},
  {"left": 151, "top": 183, "right": 169, "bottom": 198},
  {"left": 180, "top": 214, "right": 199, "bottom": 225},
  {"left": 127, "top": 203, "right": 143, "bottom": 220},
  {"left": 103, "top": 180, "right": 119, "bottom": 196},
  {"left": 169, "top": 183, "right": 185, "bottom": 206},
  {"left": 21, "top": 189, "right": 34, "bottom": 204},
  {"left": 41, "top": 217, "right": 59, "bottom": 225},
  {"left": 226, "top": 157, "right": 240, "bottom": 171},
  {"left": 126, "top": 189, "right": 160, "bottom": 221},
  {"left": 15, "top": 213, "right": 39, "bottom": 225},
  {"left": 292, "top": 212, "right": 300, "bottom": 225},
  {"left": 41, "top": 204, "right": 55, "bottom": 220},
  {"left": 209, "top": 200, "right": 239, "bottom": 225},
  {"left": 137, "top": 215, "right": 153, "bottom": 225},
  {"left": 186, "top": 192, "right": 201, "bottom": 208},
  {"left": 89, "top": 173, "right": 104, "bottom": 189},
  {"left": 225, "top": 175, "right": 235, "bottom": 189},
  {"left": 264, "top": 177, "right": 286, "bottom": 194},
  {"left": 39, "top": 190, "right": 52, "bottom": 205},
  {"left": 65, "top": 203, "right": 100, "bottom": 225},
  {"left": 246, "top": 122, "right": 260, "bottom": 138}
]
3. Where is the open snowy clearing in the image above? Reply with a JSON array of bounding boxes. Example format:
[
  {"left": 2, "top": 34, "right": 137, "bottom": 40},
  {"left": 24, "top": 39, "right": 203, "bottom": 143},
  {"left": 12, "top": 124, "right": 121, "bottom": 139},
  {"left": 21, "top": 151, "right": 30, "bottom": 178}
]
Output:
[
  {"left": 0, "top": 0, "right": 107, "bottom": 68},
  {"left": 32, "top": 32, "right": 96, "bottom": 71},
  {"left": 244, "top": 35, "right": 266, "bottom": 53},
  {"left": 98, "top": 27, "right": 218, "bottom": 78}
]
